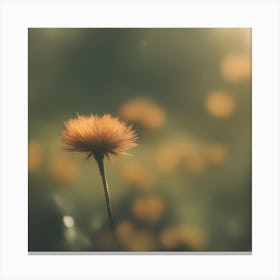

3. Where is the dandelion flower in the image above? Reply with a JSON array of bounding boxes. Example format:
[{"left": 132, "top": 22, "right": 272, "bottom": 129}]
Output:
[
  {"left": 61, "top": 114, "right": 137, "bottom": 159},
  {"left": 61, "top": 113, "right": 137, "bottom": 233}
]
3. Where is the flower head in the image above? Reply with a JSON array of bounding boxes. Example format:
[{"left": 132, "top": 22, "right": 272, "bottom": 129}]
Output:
[{"left": 61, "top": 114, "right": 137, "bottom": 159}]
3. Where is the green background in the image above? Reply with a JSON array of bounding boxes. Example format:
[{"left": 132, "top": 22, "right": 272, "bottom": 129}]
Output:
[{"left": 28, "top": 28, "right": 251, "bottom": 251}]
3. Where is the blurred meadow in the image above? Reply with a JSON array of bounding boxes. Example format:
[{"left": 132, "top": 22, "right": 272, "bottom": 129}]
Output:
[{"left": 28, "top": 28, "right": 251, "bottom": 252}]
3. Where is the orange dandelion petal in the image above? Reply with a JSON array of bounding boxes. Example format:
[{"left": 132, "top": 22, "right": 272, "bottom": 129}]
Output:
[{"left": 61, "top": 114, "right": 137, "bottom": 159}]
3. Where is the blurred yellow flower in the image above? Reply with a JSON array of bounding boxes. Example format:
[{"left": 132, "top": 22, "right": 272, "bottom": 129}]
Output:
[
  {"left": 220, "top": 54, "right": 251, "bottom": 82},
  {"left": 125, "top": 230, "right": 156, "bottom": 251},
  {"left": 155, "top": 140, "right": 227, "bottom": 174},
  {"left": 159, "top": 228, "right": 178, "bottom": 248},
  {"left": 119, "top": 98, "right": 166, "bottom": 128},
  {"left": 48, "top": 154, "right": 79, "bottom": 185},
  {"left": 116, "top": 220, "right": 135, "bottom": 243},
  {"left": 155, "top": 143, "right": 182, "bottom": 172},
  {"left": 205, "top": 143, "right": 228, "bottom": 165},
  {"left": 160, "top": 225, "right": 204, "bottom": 250},
  {"left": 155, "top": 139, "right": 210, "bottom": 174},
  {"left": 177, "top": 225, "right": 204, "bottom": 249},
  {"left": 185, "top": 152, "right": 207, "bottom": 174},
  {"left": 121, "top": 162, "right": 156, "bottom": 189},
  {"left": 155, "top": 139, "right": 191, "bottom": 172},
  {"left": 61, "top": 114, "right": 137, "bottom": 159},
  {"left": 132, "top": 195, "right": 165, "bottom": 222},
  {"left": 205, "top": 91, "right": 236, "bottom": 118},
  {"left": 116, "top": 221, "right": 156, "bottom": 250},
  {"left": 28, "top": 141, "right": 42, "bottom": 173}
]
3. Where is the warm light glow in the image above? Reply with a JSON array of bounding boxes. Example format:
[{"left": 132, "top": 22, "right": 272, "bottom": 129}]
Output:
[
  {"left": 63, "top": 216, "right": 75, "bottom": 228},
  {"left": 132, "top": 196, "right": 165, "bottom": 222},
  {"left": 160, "top": 225, "right": 204, "bottom": 250},
  {"left": 220, "top": 54, "right": 251, "bottom": 82},
  {"left": 28, "top": 141, "right": 42, "bottom": 173},
  {"left": 121, "top": 162, "right": 156, "bottom": 189},
  {"left": 155, "top": 144, "right": 182, "bottom": 172},
  {"left": 205, "top": 143, "right": 228, "bottom": 165},
  {"left": 116, "top": 220, "right": 135, "bottom": 242},
  {"left": 159, "top": 228, "right": 178, "bottom": 248},
  {"left": 155, "top": 139, "right": 191, "bottom": 172},
  {"left": 177, "top": 225, "right": 204, "bottom": 249},
  {"left": 119, "top": 98, "right": 166, "bottom": 128},
  {"left": 205, "top": 91, "right": 236, "bottom": 118},
  {"left": 125, "top": 230, "right": 156, "bottom": 251},
  {"left": 49, "top": 155, "right": 79, "bottom": 184},
  {"left": 185, "top": 152, "right": 207, "bottom": 174}
]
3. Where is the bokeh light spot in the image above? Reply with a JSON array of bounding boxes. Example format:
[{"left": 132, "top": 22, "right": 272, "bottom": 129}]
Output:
[
  {"left": 205, "top": 91, "right": 236, "bottom": 118},
  {"left": 185, "top": 153, "right": 207, "bottom": 174},
  {"left": 63, "top": 215, "right": 75, "bottom": 228},
  {"left": 220, "top": 54, "right": 251, "bottom": 82},
  {"left": 28, "top": 141, "right": 42, "bottom": 173},
  {"left": 205, "top": 143, "right": 228, "bottom": 165},
  {"left": 119, "top": 98, "right": 166, "bottom": 128},
  {"left": 121, "top": 162, "right": 156, "bottom": 189},
  {"left": 155, "top": 144, "right": 182, "bottom": 172},
  {"left": 125, "top": 230, "right": 156, "bottom": 251},
  {"left": 48, "top": 154, "right": 79, "bottom": 185},
  {"left": 159, "top": 228, "right": 178, "bottom": 249},
  {"left": 132, "top": 195, "right": 165, "bottom": 222},
  {"left": 116, "top": 220, "right": 135, "bottom": 243},
  {"left": 160, "top": 225, "right": 204, "bottom": 250}
]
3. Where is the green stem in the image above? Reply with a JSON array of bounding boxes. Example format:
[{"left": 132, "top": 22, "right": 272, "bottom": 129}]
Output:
[{"left": 95, "top": 156, "right": 115, "bottom": 232}]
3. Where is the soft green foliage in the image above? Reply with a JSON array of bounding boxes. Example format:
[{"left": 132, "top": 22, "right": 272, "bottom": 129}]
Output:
[{"left": 28, "top": 28, "right": 251, "bottom": 251}]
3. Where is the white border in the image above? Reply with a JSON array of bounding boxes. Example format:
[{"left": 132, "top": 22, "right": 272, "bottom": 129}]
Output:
[{"left": 1, "top": 0, "right": 279, "bottom": 279}]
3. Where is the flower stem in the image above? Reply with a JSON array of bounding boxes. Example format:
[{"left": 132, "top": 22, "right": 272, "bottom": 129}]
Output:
[{"left": 95, "top": 156, "right": 115, "bottom": 232}]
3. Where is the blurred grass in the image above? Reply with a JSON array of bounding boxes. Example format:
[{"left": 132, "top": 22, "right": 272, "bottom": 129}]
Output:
[{"left": 28, "top": 28, "right": 251, "bottom": 252}]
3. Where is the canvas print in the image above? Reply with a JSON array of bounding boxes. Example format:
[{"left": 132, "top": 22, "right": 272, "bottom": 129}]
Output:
[{"left": 28, "top": 28, "right": 251, "bottom": 252}]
